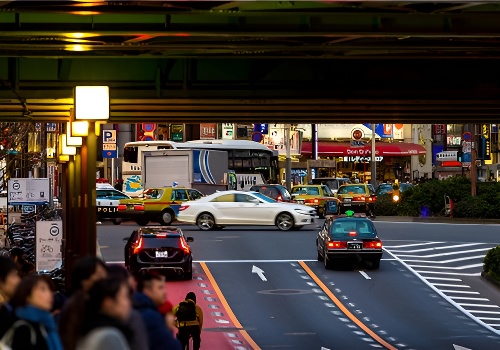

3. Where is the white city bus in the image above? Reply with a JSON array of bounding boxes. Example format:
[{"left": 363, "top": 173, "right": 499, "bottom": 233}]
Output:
[{"left": 122, "top": 140, "right": 279, "bottom": 197}]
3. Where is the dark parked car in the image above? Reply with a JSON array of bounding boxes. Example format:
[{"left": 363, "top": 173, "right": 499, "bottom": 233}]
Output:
[
  {"left": 124, "top": 226, "right": 194, "bottom": 279},
  {"left": 316, "top": 213, "right": 383, "bottom": 269},
  {"left": 249, "top": 184, "right": 292, "bottom": 202}
]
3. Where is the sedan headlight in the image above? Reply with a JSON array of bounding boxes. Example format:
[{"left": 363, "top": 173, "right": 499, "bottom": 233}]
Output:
[{"left": 294, "top": 209, "right": 310, "bottom": 215}]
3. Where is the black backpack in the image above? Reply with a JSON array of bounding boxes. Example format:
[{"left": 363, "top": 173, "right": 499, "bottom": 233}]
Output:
[{"left": 176, "top": 301, "right": 197, "bottom": 323}]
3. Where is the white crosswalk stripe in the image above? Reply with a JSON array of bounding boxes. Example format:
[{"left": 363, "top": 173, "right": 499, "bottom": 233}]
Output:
[{"left": 385, "top": 241, "right": 500, "bottom": 332}]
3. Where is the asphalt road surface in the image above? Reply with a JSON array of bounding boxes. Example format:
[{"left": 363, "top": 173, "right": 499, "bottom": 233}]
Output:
[{"left": 97, "top": 220, "right": 500, "bottom": 350}]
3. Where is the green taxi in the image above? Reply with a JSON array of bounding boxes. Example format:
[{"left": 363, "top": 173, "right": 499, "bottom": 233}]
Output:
[{"left": 119, "top": 187, "right": 204, "bottom": 225}]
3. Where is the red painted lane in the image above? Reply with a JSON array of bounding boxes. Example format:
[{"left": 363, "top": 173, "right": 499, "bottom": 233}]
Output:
[{"left": 166, "top": 262, "right": 258, "bottom": 350}]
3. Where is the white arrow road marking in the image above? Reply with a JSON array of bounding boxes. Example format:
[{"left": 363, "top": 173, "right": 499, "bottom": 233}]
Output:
[
  {"left": 359, "top": 271, "right": 371, "bottom": 280},
  {"left": 321, "top": 347, "right": 331, "bottom": 350},
  {"left": 453, "top": 344, "right": 472, "bottom": 350},
  {"left": 252, "top": 265, "right": 267, "bottom": 281}
]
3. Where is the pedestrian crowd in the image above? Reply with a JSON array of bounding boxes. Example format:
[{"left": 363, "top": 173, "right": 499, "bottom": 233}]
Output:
[{"left": 0, "top": 255, "right": 204, "bottom": 350}]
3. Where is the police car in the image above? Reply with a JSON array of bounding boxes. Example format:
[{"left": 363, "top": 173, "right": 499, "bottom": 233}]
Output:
[{"left": 96, "top": 183, "right": 133, "bottom": 225}]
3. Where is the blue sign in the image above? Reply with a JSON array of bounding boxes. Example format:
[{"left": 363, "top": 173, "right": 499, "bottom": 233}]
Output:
[
  {"left": 253, "top": 124, "right": 268, "bottom": 134},
  {"left": 463, "top": 153, "right": 472, "bottom": 162},
  {"left": 102, "top": 150, "right": 117, "bottom": 158},
  {"left": 363, "top": 124, "right": 393, "bottom": 139}
]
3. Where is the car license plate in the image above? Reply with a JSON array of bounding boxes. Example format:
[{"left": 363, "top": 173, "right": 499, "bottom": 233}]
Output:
[
  {"left": 343, "top": 198, "right": 352, "bottom": 203},
  {"left": 297, "top": 200, "right": 304, "bottom": 204},
  {"left": 155, "top": 251, "right": 168, "bottom": 258},
  {"left": 127, "top": 205, "right": 134, "bottom": 210},
  {"left": 348, "top": 242, "right": 362, "bottom": 250}
]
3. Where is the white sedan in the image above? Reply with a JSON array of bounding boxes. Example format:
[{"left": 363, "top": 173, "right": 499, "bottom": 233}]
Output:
[{"left": 177, "top": 190, "right": 316, "bottom": 231}]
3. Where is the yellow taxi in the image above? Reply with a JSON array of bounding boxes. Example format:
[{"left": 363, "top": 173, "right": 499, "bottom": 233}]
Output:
[
  {"left": 335, "top": 183, "right": 376, "bottom": 217},
  {"left": 291, "top": 184, "right": 337, "bottom": 218},
  {"left": 119, "top": 187, "right": 204, "bottom": 226}
]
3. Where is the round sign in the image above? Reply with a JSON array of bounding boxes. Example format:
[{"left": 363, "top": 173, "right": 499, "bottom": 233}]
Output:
[
  {"left": 49, "top": 225, "right": 60, "bottom": 237},
  {"left": 462, "top": 132, "right": 472, "bottom": 141},
  {"left": 12, "top": 182, "right": 20, "bottom": 190},
  {"left": 352, "top": 128, "right": 364, "bottom": 140},
  {"left": 251, "top": 132, "right": 263, "bottom": 143},
  {"left": 142, "top": 123, "right": 156, "bottom": 132}
]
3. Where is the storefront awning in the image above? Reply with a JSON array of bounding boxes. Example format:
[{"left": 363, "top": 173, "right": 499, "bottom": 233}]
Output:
[
  {"left": 301, "top": 141, "right": 426, "bottom": 157},
  {"left": 440, "top": 161, "right": 462, "bottom": 167}
]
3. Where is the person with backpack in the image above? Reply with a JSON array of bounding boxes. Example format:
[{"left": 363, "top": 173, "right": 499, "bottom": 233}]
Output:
[
  {"left": 0, "top": 256, "right": 21, "bottom": 338},
  {"left": 173, "top": 292, "right": 203, "bottom": 350},
  {"left": 3, "top": 274, "right": 63, "bottom": 350}
]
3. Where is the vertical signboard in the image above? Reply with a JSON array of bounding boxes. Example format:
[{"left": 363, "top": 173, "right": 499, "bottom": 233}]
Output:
[
  {"left": 482, "top": 124, "right": 491, "bottom": 160},
  {"left": 393, "top": 124, "right": 404, "bottom": 140},
  {"left": 36, "top": 221, "right": 63, "bottom": 271},
  {"left": 102, "top": 129, "right": 117, "bottom": 158}
]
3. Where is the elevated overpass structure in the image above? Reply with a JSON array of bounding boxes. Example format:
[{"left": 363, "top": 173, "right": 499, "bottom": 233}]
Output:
[{"left": 1, "top": 1, "right": 500, "bottom": 122}]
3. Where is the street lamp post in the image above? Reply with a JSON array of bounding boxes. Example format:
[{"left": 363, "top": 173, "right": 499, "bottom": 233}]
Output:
[{"left": 61, "top": 87, "right": 109, "bottom": 285}]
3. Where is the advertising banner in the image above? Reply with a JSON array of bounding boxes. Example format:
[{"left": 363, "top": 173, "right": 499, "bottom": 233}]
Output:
[
  {"left": 35, "top": 221, "right": 62, "bottom": 271},
  {"left": 200, "top": 123, "right": 217, "bottom": 139}
]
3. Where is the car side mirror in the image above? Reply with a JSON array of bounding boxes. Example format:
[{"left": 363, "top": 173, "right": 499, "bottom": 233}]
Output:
[
  {"left": 123, "top": 237, "right": 129, "bottom": 242},
  {"left": 186, "top": 237, "right": 194, "bottom": 243},
  {"left": 250, "top": 198, "right": 260, "bottom": 204}
]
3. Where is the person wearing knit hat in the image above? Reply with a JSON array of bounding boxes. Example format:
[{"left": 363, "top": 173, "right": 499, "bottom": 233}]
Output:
[{"left": 173, "top": 292, "right": 203, "bottom": 350}]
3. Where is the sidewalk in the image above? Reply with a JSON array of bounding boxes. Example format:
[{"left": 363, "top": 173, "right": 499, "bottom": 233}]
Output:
[{"left": 375, "top": 216, "right": 500, "bottom": 224}]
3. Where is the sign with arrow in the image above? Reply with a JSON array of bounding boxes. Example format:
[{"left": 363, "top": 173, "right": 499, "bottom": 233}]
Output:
[{"left": 252, "top": 265, "right": 267, "bottom": 281}]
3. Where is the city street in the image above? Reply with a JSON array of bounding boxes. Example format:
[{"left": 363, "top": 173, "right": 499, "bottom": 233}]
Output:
[{"left": 98, "top": 220, "right": 500, "bottom": 350}]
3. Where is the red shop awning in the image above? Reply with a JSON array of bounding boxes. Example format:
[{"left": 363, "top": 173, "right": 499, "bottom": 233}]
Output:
[
  {"left": 301, "top": 141, "right": 426, "bottom": 157},
  {"left": 441, "top": 161, "right": 462, "bottom": 167}
]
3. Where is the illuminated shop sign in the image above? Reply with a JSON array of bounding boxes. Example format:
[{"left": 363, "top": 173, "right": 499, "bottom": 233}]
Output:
[{"left": 343, "top": 156, "right": 384, "bottom": 162}]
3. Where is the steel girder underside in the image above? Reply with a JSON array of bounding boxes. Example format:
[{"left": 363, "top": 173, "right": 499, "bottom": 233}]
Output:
[{"left": 1, "top": 1, "right": 500, "bottom": 123}]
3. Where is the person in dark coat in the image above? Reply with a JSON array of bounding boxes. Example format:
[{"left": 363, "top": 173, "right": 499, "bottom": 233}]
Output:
[
  {"left": 133, "top": 272, "right": 181, "bottom": 350},
  {"left": 58, "top": 256, "right": 108, "bottom": 350},
  {"left": 0, "top": 256, "right": 21, "bottom": 337},
  {"left": 107, "top": 264, "right": 148, "bottom": 350},
  {"left": 76, "top": 277, "right": 132, "bottom": 350},
  {"left": 7, "top": 275, "right": 63, "bottom": 350}
]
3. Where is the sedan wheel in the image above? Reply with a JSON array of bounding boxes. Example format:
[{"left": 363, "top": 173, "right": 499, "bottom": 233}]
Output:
[
  {"left": 276, "top": 213, "right": 294, "bottom": 231},
  {"left": 160, "top": 210, "right": 174, "bottom": 225},
  {"left": 197, "top": 213, "right": 215, "bottom": 231}
]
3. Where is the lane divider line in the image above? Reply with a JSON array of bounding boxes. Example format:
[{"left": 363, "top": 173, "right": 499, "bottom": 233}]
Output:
[
  {"left": 298, "top": 261, "right": 397, "bottom": 350},
  {"left": 200, "top": 262, "right": 261, "bottom": 350}
]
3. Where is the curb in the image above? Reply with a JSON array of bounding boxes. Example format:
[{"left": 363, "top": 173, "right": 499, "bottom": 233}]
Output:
[
  {"left": 481, "top": 271, "right": 500, "bottom": 289},
  {"left": 374, "top": 216, "right": 500, "bottom": 224}
]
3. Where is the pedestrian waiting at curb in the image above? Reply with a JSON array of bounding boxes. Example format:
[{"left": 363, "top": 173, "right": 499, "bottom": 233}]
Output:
[
  {"left": 76, "top": 277, "right": 133, "bottom": 350},
  {"left": 4, "top": 274, "right": 63, "bottom": 350},
  {"left": 0, "top": 256, "right": 21, "bottom": 338}
]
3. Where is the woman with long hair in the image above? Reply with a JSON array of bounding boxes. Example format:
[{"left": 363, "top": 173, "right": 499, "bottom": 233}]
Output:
[{"left": 6, "top": 275, "right": 63, "bottom": 350}]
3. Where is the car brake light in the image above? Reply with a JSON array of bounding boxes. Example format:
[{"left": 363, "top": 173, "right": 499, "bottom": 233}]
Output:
[
  {"left": 180, "top": 237, "right": 190, "bottom": 254},
  {"left": 118, "top": 204, "right": 126, "bottom": 211},
  {"left": 305, "top": 199, "right": 319, "bottom": 204},
  {"left": 133, "top": 237, "right": 144, "bottom": 254},
  {"left": 366, "top": 196, "right": 376, "bottom": 202},
  {"left": 134, "top": 205, "right": 145, "bottom": 211},
  {"left": 349, "top": 231, "right": 357, "bottom": 237},
  {"left": 363, "top": 240, "right": 383, "bottom": 249},
  {"left": 327, "top": 241, "right": 347, "bottom": 249},
  {"left": 156, "top": 234, "right": 167, "bottom": 238},
  {"left": 179, "top": 205, "right": 189, "bottom": 211}
]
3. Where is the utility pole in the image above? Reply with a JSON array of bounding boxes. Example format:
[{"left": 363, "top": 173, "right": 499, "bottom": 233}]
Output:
[
  {"left": 471, "top": 125, "right": 477, "bottom": 197},
  {"left": 285, "top": 124, "right": 292, "bottom": 192},
  {"left": 370, "top": 124, "right": 377, "bottom": 187}
]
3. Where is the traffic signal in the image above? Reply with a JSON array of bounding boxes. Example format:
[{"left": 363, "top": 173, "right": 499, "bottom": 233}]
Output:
[
  {"left": 457, "top": 150, "right": 463, "bottom": 162},
  {"left": 392, "top": 180, "right": 400, "bottom": 202}
]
